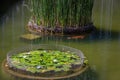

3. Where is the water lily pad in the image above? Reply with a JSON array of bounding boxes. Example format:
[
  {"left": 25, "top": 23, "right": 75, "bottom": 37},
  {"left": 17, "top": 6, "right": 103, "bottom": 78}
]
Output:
[{"left": 10, "top": 50, "right": 82, "bottom": 73}]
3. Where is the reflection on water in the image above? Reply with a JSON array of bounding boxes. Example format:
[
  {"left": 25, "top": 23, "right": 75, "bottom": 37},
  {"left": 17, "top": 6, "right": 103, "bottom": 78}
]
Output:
[
  {"left": 0, "top": 0, "right": 120, "bottom": 80},
  {"left": 94, "top": 0, "right": 114, "bottom": 39}
]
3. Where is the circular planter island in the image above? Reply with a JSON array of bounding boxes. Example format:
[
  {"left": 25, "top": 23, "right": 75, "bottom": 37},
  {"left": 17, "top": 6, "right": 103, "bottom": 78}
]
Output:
[{"left": 3, "top": 44, "right": 88, "bottom": 80}]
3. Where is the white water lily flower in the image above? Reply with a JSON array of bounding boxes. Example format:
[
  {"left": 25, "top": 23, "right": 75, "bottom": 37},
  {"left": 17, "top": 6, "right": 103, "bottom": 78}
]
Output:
[
  {"left": 43, "top": 50, "right": 46, "bottom": 53},
  {"left": 27, "top": 52, "right": 30, "bottom": 54},
  {"left": 53, "top": 59, "right": 58, "bottom": 62},
  {"left": 23, "top": 55, "right": 27, "bottom": 58},
  {"left": 36, "top": 65, "right": 42, "bottom": 69}
]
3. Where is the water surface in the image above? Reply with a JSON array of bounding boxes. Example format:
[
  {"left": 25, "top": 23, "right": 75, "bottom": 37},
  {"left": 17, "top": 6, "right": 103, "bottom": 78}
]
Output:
[{"left": 0, "top": 0, "right": 120, "bottom": 80}]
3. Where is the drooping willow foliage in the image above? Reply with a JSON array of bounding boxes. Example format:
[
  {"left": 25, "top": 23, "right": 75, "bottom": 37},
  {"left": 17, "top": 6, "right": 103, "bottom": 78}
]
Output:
[{"left": 27, "top": 0, "right": 94, "bottom": 28}]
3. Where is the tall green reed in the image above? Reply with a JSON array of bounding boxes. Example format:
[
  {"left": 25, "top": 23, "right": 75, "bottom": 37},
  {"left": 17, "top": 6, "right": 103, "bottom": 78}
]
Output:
[{"left": 28, "top": 0, "right": 94, "bottom": 28}]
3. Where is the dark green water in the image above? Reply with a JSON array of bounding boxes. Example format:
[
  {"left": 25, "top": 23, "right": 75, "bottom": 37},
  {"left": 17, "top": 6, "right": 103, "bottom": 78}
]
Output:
[{"left": 0, "top": 0, "right": 120, "bottom": 80}]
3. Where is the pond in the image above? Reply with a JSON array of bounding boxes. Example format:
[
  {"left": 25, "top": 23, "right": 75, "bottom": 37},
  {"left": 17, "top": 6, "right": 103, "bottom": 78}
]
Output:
[{"left": 0, "top": 0, "right": 120, "bottom": 80}]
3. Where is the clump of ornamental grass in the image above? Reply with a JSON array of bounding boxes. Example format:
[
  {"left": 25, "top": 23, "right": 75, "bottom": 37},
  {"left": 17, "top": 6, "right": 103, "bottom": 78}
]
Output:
[{"left": 27, "top": 0, "right": 94, "bottom": 28}]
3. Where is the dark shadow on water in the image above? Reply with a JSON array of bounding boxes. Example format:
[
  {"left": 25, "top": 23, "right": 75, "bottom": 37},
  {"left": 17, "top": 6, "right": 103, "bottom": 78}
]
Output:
[
  {"left": 21, "top": 28, "right": 120, "bottom": 44},
  {"left": 55, "top": 28, "right": 120, "bottom": 42},
  {"left": 62, "top": 28, "right": 120, "bottom": 42},
  {"left": 87, "top": 28, "right": 120, "bottom": 41}
]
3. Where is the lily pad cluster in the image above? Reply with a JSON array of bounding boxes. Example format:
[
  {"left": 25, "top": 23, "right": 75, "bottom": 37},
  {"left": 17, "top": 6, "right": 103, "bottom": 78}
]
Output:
[{"left": 10, "top": 50, "right": 81, "bottom": 73}]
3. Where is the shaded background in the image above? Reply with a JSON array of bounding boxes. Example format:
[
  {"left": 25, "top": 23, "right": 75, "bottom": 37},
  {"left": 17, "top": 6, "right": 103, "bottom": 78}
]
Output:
[{"left": 0, "top": 0, "right": 20, "bottom": 17}]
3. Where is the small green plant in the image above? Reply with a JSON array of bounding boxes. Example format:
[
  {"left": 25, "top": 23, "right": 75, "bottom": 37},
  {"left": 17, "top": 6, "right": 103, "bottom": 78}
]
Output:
[
  {"left": 10, "top": 50, "right": 81, "bottom": 73},
  {"left": 27, "top": 0, "right": 94, "bottom": 28}
]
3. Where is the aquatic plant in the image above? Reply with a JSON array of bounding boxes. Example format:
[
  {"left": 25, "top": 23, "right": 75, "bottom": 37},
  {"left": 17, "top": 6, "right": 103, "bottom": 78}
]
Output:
[
  {"left": 10, "top": 50, "right": 81, "bottom": 73},
  {"left": 27, "top": 0, "right": 94, "bottom": 28}
]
